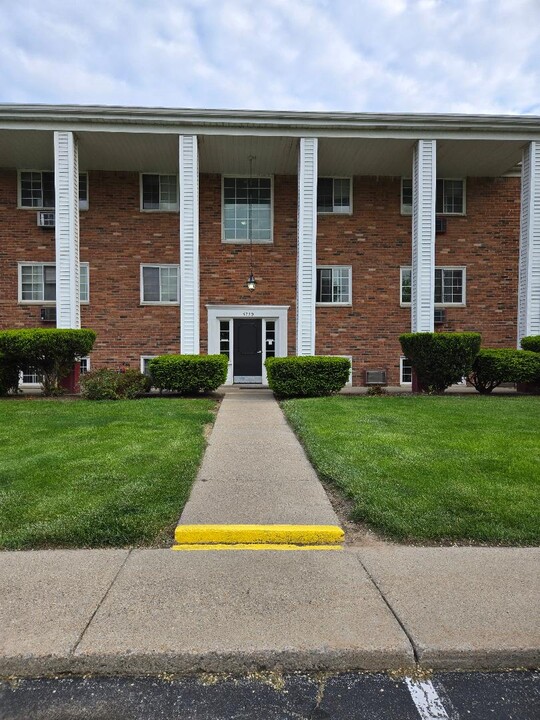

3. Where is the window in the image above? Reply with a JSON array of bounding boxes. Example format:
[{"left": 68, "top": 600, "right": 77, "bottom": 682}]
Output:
[
  {"left": 219, "top": 320, "right": 231, "bottom": 358},
  {"left": 141, "top": 174, "right": 178, "bottom": 211},
  {"left": 316, "top": 267, "right": 352, "bottom": 304},
  {"left": 401, "top": 178, "right": 465, "bottom": 215},
  {"left": 141, "top": 265, "right": 179, "bottom": 304},
  {"left": 141, "top": 356, "right": 158, "bottom": 377},
  {"left": 18, "top": 262, "right": 90, "bottom": 303},
  {"left": 317, "top": 178, "right": 351, "bottom": 214},
  {"left": 223, "top": 177, "right": 272, "bottom": 242},
  {"left": 265, "top": 320, "right": 276, "bottom": 359},
  {"left": 79, "top": 357, "right": 90, "bottom": 374},
  {"left": 19, "top": 171, "right": 89, "bottom": 209},
  {"left": 400, "top": 357, "right": 412, "bottom": 385},
  {"left": 400, "top": 266, "right": 465, "bottom": 306}
]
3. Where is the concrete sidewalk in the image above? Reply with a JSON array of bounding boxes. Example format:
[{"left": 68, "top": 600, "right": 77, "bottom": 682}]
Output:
[{"left": 1, "top": 546, "right": 538, "bottom": 676}]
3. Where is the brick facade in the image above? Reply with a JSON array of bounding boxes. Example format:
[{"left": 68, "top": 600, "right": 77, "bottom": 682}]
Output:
[{"left": 0, "top": 168, "right": 520, "bottom": 385}]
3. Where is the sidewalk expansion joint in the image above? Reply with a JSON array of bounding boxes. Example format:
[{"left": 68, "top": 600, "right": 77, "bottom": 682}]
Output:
[
  {"left": 71, "top": 549, "right": 132, "bottom": 656},
  {"left": 173, "top": 524, "right": 345, "bottom": 548},
  {"left": 354, "top": 554, "right": 420, "bottom": 665}
]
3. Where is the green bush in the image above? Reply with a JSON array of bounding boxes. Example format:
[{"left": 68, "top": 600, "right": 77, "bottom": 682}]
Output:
[
  {"left": 0, "top": 328, "right": 96, "bottom": 395},
  {"left": 399, "top": 332, "right": 481, "bottom": 393},
  {"left": 265, "top": 356, "right": 351, "bottom": 398},
  {"left": 468, "top": 348, "right": 540, "bottom": 394},
  {"left": 80, "top": 368, "right": 151, "bottom": 400},
  {"left": 148, "top": 354, "right": 228, "bottom": 394},
  {"left": 0, "top": 353, "right": 20, "bottom": 396},
  {"left": 521, "top": 335, "right": 540, "bottom": 353}
]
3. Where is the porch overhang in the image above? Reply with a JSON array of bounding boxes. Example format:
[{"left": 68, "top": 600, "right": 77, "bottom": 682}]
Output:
[{"left": 0, "top": 104, "right": 538, "bottom": 177}]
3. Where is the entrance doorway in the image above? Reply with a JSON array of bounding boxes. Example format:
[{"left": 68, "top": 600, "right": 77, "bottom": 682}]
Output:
[{"left": 233, "top": 319, "right": 262, "bottom": 383}]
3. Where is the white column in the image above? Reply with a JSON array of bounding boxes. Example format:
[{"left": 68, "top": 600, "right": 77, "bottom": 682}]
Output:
[
  {"left": 411, "top": 139, "right": 436, "bottom": 333},
  {"left": 179, "top": 135, "right": 200, "bottom": 354},
  {"left": 296, "top": 137, "right": 318, "bottom": 355},
  {"left": 517, "top": 141, "right": 540, "bottom": 345},
  {"left": 54, "top": 131, "right": 80, "bottom": 328}
]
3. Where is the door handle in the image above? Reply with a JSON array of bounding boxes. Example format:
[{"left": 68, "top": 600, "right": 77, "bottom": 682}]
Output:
[{"left": 257, "top": 350, "right": 262, "bottom": 354}]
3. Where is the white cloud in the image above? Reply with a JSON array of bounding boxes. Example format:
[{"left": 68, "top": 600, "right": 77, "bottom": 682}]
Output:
[{"left": 0, "top": 0, "right": 538, "bottom": 114}]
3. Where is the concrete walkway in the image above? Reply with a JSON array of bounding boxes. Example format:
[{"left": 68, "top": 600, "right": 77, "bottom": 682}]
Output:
[{"left": 177, "top": 388, "right": 341, "bottom": 529}]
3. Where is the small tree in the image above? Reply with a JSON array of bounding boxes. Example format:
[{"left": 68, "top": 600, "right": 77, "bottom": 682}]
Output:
[
  {"left": 0, "top": 329, "right": 96, "bottom": 395},
  {"left": 399, "top": 332, "right": 481, "bottom": 393}
]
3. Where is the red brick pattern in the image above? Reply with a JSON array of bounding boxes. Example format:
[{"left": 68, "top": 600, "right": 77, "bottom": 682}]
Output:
[{"left": 0, "top": 170, "right": 520, "bottom": 384}]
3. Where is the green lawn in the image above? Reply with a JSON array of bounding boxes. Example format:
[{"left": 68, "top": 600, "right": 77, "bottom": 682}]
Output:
[
  {"left": 0, "top": 398, "right": 216, "bottom": 550},
  {"left": 282, "top": 395, "right": 540, "bottom": 545}
]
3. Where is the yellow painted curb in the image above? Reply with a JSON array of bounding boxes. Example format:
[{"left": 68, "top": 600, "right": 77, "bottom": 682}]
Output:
[
  {"left": 172, "top": 543, "right": 343, "bottom": 551},
  {"left": 174, "top": 524, "right": 344, "bottom": 546}
]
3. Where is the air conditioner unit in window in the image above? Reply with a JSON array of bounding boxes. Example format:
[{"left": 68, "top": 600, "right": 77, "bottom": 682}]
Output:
[
  {"left": 40, "top": 307, "right": 57, "bottom": 323},
  {"left": 435, "top": 217, "right": 447, "bottom": 234},
  {"left": 434, "top": 308, "right": 446, "bottom": 325},
  {"left": 366, "top": 369, "right": 387, "bottom": 385},
  {"left": 37, "top": 211, "right": 55, "bottom": 228}
]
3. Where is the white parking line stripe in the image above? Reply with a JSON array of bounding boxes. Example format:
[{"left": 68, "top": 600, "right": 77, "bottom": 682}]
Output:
[{"left": 406, "top": 678, "right": 454, "bottom": 720}]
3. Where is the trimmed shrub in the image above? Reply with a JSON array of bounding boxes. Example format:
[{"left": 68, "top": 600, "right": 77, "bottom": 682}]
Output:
[
  {"left": 521, "top": 336, "right": 540, "bottom": 353},
  {"left": 468, "top": 348, "right": 540, "bottom": 394},
  {"left": 80, "top": 368, "right": 151, "bottom": 400},
  {"left": 399, "top": 332, "right": 481, "bottom": 393},
  {"left": 265, "top": 356, "right": 351, "bottom": 398},
  {"left": 148, "top": 354, "right": 228, "bottom": 394},
  {"left": 0, "top": 328, "right": 96, "bottom": 395}
]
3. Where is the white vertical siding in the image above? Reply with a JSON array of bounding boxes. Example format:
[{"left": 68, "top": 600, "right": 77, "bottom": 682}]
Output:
[
  {"left": 179, "top": 135, "right": 200, "bottom": 354},
  {"left": 411, "top": 139, "right": 436, "bottom": 333},
  {"left": 517, "top": 141, "right": 540, "bottom": 344},
  {"left": 296, "top": 137, "right": 318, "bottom": 355},
  {"left": 54, "top": 131, "right": 80, "bottom": 329}
]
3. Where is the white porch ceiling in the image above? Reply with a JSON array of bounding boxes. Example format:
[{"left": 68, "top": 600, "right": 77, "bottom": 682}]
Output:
[{"left": 0, "top": 130, "right": 527, "bottom": 177}]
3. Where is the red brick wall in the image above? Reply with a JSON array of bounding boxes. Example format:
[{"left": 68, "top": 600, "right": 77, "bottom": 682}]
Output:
[{"left": 0, "top": 169, "right": 520, "bottom": 384}]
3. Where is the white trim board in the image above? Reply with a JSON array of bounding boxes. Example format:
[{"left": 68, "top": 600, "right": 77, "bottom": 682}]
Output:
[{"left": 207, "top": 304, "right": 289, "bottom": 385}]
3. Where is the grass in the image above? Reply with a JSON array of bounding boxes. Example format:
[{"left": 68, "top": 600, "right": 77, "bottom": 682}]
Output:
[
  {"left": 282, "top": 395, "right": 540, "bottom": 545},
  {"left": 0, "top": 397, "right": 216, "bottom": 550}
]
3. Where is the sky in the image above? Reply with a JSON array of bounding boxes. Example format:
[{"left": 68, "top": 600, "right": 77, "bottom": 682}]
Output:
[{"left": 0, "top": 0, "right": 539, "bottom": 115}]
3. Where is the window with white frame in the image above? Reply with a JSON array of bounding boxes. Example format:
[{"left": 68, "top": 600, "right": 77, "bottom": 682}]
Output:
[
  {"left": 223, "top": 177, "right": 272, "bottom": 242},
  {"left": 141, "top": 265, "right": 179, "bottom": 304},
  {"left": 19, "top": 263, "right": 90, "bottom": 303},
  {"left": 316, "top": 267, "right": 352, "bottom": 304},
  {"left": 400, "top": 267, "right": 465, "bottom": 305},
  {"left": 19, "top": 171, "right": 89, "bottom": 210},
  {"left": 401, "top": 178, "right": 465, "bottom": 215},
  {"left": 141, "top": 174, "right": 178, "bottom": 211},
  {"left": 79, "top": 356, "right": 90, "bottom": 374},
  {"left": 140, "top": 356, "right": 158, "bottom": 377},
  {"left": 400, "top": 357, "right": 412, "bottom": 385},
  {"left": 317, "top": 178, "right": 352, "bottom": 214}
]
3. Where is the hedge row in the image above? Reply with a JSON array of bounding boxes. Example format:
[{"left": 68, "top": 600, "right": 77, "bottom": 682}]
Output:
[
  {"left": 148, "top": 354, "right": 228, "bottom": 394},
  {"left": 0, "top": 328, "right": 96, "bottom": 395},
  {"left": 521, "top": 335, "right": 540, "bottom": 353},
  {"left": 468, "top": 348, "right": 540, "bottom": 394},
  {"left": 265, "top": 356, "right": 351, "bottom": 398}
]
